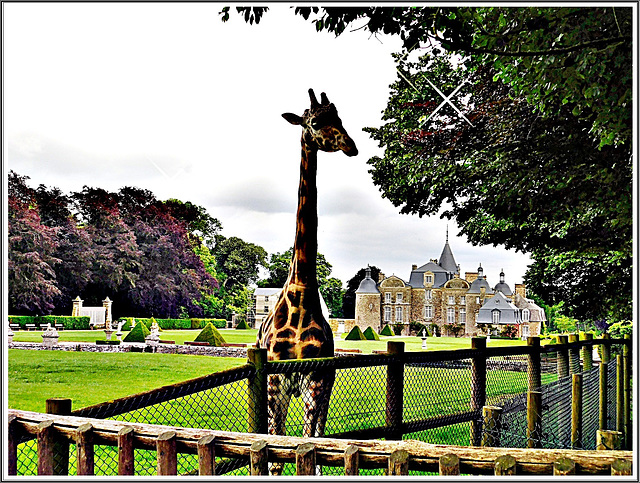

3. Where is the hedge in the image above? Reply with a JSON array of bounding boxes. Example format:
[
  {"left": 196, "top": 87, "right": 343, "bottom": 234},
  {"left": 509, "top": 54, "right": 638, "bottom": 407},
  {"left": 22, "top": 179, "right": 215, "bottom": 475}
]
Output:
[
  {"left": 363, "top": 327, "right": 380, "bottom": 340},
  {"left": 123, "top": 321, "right": 151, "bottom": 343},
  {"left": 345, "top": 326, "right": 367, "bottom": 341},
  {"left": 8, "top": 315, "right": 91, "bottom": 330},
  {"left": 194, "top": 323, "right": 227, "bottom": 346},
  {"left": 380, "top": 325, "right": 394, "bottom": 337},
  {"left": 235, "top": 319, "right": 249, "bottom": 330},
  {"left": 116, "top": 318, "right": 228, "bottom": 330}
]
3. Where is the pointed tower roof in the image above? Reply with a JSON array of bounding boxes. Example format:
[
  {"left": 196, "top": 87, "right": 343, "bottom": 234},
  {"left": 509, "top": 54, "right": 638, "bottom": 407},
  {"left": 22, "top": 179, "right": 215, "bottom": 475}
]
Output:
[
  {"left": 356, "top": 267, "right": 380, "bottom": 294},
  {"left": 438, "top": 227, "right": 458, "bottom": 274}
]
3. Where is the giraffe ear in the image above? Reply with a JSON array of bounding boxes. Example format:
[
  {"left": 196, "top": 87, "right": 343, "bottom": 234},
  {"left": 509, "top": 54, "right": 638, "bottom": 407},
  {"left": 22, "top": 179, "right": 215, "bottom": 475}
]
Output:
[{"left": 282, "top": 113, "right": 303, "bottom": 125}]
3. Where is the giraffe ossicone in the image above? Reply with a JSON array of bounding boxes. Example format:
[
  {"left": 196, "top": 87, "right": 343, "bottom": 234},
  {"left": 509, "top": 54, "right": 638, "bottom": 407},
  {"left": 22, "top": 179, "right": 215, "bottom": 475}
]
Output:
[{"left": 256, "top": 89, "right": 358, "bottom": 469}]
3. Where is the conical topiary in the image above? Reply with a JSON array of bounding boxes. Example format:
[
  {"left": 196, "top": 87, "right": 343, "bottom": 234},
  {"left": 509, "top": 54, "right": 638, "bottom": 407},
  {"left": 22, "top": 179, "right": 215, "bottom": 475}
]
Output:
[
  {"left": 345, "top": 325, "right": 367, "bottom": 341},
  {"left": 380, "top": 325, "right": 394, "bottom": 336},
  {"left": 194, "top": 322, "right": 227, "bottom": 346},
  {"left": 363, "top": 327, "right": 380, "bottom": 340},
  {"left": 123, "top": 319, "right": 151, "bottom": 343},
  {"left": 235, "top": 319, "right": 249, "bottom": 330}
]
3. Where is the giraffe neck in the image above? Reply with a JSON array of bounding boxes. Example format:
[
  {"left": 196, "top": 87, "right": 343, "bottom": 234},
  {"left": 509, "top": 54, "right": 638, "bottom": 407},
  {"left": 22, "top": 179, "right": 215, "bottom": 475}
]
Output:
[{"left": 287, "top": 141, "right": 318, "bottom": 289}]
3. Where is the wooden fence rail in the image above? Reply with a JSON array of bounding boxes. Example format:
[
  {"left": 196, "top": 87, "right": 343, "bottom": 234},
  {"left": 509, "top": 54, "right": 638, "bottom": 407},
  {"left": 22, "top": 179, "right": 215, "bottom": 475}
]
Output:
[{"left": 8, "top": 410, "right": 632, "bottom": 476}]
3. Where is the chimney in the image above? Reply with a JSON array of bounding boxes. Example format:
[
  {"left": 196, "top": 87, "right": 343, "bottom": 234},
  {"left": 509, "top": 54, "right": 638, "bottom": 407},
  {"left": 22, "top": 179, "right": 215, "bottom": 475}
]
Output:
[
  {"left": 515, "top": 283, "right": 527, "bottom": 298},
  {"left": 412, "top": 264, "right": 417, "bottom": 271},
  {"left": 378, "top": 272, "right": 385, "bottom": 283}
]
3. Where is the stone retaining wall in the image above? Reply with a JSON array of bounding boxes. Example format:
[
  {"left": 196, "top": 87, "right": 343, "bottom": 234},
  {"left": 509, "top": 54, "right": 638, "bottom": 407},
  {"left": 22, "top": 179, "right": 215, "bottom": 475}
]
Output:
[{"left": 8, "top": 341, "right": 248, "bottom": 358}]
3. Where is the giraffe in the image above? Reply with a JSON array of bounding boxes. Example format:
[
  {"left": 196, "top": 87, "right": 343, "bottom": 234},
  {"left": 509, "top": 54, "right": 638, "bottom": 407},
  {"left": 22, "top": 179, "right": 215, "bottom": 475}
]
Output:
[{"left": 256, "top": 89, "right": 358, "bottom": 457}]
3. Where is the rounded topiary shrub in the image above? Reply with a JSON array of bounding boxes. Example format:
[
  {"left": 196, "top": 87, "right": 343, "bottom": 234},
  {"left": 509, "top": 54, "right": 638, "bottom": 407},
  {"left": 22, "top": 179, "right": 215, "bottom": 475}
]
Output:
[
  {"left": 380, "top": 325, "right": 394, "bottom": 337},
  {"left": 363, "top": 327, "right": 380, "bottom": 340},
  {"left": 194, "top": 323, "right": 227, "bottom": 346},
  {"left": 235, "top": 319, "right": 249, "bottom": 330},
  {"left": 345, "top": 325, "right": 367, "bottom": 341},
  {"left": 123, "top": 320, "right": 151, "bottom": 343}
]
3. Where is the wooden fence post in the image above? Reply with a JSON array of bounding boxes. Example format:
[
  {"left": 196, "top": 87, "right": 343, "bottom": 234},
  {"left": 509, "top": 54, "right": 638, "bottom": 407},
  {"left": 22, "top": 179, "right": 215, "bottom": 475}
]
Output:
[
  {"left": 438, "top": 453, "right": 459, "bottom": 476},
  {"left": 37, "top": 420, "right": 57, "bottom": 475},
  {"left": 386, "top": 341, "right": 405, "bottom": 440},
  {"left": 527, "top": 391, "right": 542, "bottom": 448},
  {"left": 344, "top": 445, "right": 360, "bottom": 476},
  {"left": 247, "top": 348, "right": 268, "bottom": 434},
  {"left": 249, "top": 440, "right": 268, "bottom": 476},
  {"left": 571, "top": 373, "right": 583, "bottom": 449},
  {"left": 156, "top": 431, "right": 177, "bottom": 476},
  {"left": 197, "top": 434, "right": 216, "bottom": 476},
  {"left": 568, "top": 333, "right": 580, "bottom": 374},
  {"left": 481, "top": 406, "right": 503, "bottom": 447},
  {"left": 556, "top": 335, "right": 569, "bottom": 379},
  {"left": 599, "top": 336, "right": 610, "bottom": 431},
  {"left": 389, "top": 449, "right": 410, "bottom": 476},
  {"left": 75, "top": 423, "right": 95, "bottom": 476},
  {"left": 8, "top": 414, "right": 19, "bottom": 476},
  {"left": 616, "top": 355, "right": 624, "bottom": 439},
  {"left": 470, "top": 337, "right": 487, "bottom": 446},
  {"left": 581, "top": 332, "right": 593, "bottom": 372},
  {"left": 527, "top": 337, "right": 541, "bottom": 392},
  {"left": 45, "top": 398, "right": 71, "bottom": 475},
  {"left": 295, "top": 442, "right": 316, "bottom": 475},
  {"left": 494, "top": 455, "right": 516, "bottom": 475},
  {"left": 611, "top": 458, "right": 632, "bottom": 476},
  {"left": 596, "top": 430, "right": 622, "bottom": 451},
  {"left": 553, "top": 457, "right": 576, "bottom": 475},
  {"left": 118, "top": 426, "right": 135, "bottom": 475},
  {"left": 623, "top": 334, "right": 631, "bottom": 450}
]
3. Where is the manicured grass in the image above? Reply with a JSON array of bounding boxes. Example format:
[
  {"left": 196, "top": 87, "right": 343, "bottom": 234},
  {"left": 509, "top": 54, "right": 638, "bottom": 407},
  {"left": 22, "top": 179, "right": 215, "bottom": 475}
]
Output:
[{"left": 8, "top": 349, "right": 245, "bottom": 412}]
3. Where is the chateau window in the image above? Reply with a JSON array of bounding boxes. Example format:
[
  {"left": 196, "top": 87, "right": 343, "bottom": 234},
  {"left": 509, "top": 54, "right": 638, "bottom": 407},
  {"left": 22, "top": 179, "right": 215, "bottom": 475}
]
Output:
[
  {"left": 447, "top": 308, "right": 455, "bottom": 323},
  {"left": 396, "top": 293, "right": 403, "bottom": 303},
  {"left": 396, "top": 306, "right": 404, "bottom": 322},
  {"left": 265, "top": 296, "right": 269, "bottom": 302},
  {"left": 476, "top": 297, "right": 480, "bottom": 304},
  {"left": 426, "top": 290, "right": 432, "bottom": 300},
  {"left": 385, "top": 292, "right": 391, "bottom": 304},
  {"left": 448, "top": 296, "right": 455, "bottom": 305},
  {"left": 263, "top": 306, "right": 269, "bottom": 313},
  {"left": 522, "top": 308, "right": 530, "bottom": 322},
  {"left": 492, "top": 310, "right": 501, "bottom": 324},
  {"left": 460, "top": 296, "right": 466, "bottom": 305},
  {"left": 384, "top": 306, "right": 391, "bottom": 322},
  {"left": 460, "top": 308, "right": 466, "bottom": 324},
  {"left": 425, "top": 274, "right": 433, "bottom": 284},
  {"left": 424, "top": 305, "right": 433, "bottom": 319}
]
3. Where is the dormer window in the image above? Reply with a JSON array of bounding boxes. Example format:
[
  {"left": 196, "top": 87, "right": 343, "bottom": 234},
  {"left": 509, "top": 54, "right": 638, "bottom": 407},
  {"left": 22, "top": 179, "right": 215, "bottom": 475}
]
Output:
[
  {"left": 522, "top": 308, "right": 530, "bottom": 322},
  {"left": 492, "top": 310, "right": 500, "bottom": 324},
  {"left": 424, "top": 273, "right": 433, "bottom": 284}
]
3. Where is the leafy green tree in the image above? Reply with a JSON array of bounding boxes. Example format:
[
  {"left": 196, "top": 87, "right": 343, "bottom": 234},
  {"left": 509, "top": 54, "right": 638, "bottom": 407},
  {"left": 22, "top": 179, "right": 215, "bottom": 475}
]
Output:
[
  {"left": 321, "top": 277, "right": 345, "bottom": 318},
  {"left": 227, "top": 6, "right": 631, "bottom": 147},
  {"left": 212, "top": 235, "right": 267, "bottom": 291}
]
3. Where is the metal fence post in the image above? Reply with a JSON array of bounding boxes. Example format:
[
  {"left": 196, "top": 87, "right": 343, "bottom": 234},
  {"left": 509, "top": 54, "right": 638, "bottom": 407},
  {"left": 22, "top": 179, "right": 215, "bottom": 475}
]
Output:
[
  {"left": 470, "top": 337, "right": 487, "bottom": 446},
  {"left": 386, "top": 341, "right": 405, "bottom": 440},
  {"left": 247, "top": 348, "right": 268, "bottom": 434},
  {"left": 527, "top": 336, "right": 541, "bottom": 392},
  {"left": 45, "top": 398, "right": 71, "bottom": 475},
  {"left": 556, "top": 335, "right": 569, "bottom": 379}
]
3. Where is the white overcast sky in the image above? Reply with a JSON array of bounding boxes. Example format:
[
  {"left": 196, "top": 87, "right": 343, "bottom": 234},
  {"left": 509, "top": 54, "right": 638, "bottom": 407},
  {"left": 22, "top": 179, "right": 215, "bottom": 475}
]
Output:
[{"left": 4, "top": 3, "right": 533, "bottom": 287}]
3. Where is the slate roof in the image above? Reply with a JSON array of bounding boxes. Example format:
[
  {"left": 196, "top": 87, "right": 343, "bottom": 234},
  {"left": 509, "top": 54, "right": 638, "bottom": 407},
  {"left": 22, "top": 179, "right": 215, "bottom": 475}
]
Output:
[
  {"left": 438, "top": 240, "right": 459, "bottom": 274},
  {"left": 468, "top": 276, "right": 494, "bottom": 294},
  {"left": 477, "top": 291, "right": 521, "bottom": 324},
  {"left": 513, "top": 293, "right": 547, "bottom": 322},
  {"left": 254, "top": 288, "right": 282, "bottom": 297},
  {"left": 356, "top": 268, "right": 380, "bottom": 294}
]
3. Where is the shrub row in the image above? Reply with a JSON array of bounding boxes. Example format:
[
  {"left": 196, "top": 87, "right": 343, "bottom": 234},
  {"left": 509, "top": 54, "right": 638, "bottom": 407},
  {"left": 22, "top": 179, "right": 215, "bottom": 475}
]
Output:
[
  {"left": 8, "top": 315, "right": 91, "bottom": 330},
  {"left": 116, "top": 318, "right": 227, "bottom": 330}
]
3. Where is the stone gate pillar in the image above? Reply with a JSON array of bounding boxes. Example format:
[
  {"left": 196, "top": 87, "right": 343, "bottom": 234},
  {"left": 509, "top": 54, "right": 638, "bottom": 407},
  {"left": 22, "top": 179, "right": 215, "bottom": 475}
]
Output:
[
  {"left": 102, "top": 297, "right": 113, "bottom": 328},
  {"left": 72, "top": 296, "right": 83, "bottom": 317}
]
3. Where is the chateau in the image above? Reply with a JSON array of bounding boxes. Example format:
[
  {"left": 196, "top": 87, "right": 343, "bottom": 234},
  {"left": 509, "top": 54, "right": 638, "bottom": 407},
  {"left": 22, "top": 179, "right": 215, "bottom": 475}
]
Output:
[{"left": 354, "top": 236, "right": 545, "bottom": 338}]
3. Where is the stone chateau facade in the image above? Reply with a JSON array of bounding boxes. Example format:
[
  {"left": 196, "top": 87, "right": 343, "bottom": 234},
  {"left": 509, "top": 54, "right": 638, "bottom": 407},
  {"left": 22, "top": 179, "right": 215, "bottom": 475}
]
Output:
[{"left": 354, "top": 237, "right": 545, "bottom": 338}]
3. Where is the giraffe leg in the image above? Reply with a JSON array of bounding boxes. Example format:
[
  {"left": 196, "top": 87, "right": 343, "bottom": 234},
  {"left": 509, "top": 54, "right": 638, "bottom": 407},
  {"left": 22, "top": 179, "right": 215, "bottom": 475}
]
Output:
[
  {"left": 302, "top": 371, "right": 335, "bottom": 475},
  {"left": 267, "top": 374, "right": 291, "bottom": 476}
]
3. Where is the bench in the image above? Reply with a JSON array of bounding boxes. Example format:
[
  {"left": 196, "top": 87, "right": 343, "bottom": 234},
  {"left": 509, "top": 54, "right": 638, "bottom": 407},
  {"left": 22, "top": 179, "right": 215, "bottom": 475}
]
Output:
[
  {"left": 372, "top": 349, "right": 388, "bottom": 355},
  {"left": 25, "top": 324, "right": 37, "bottom": 331},
  {"left": 335, "top": 348, "right": 362, "bottom": 354},
  {"left": 159, "top": 340, "right": 175, "bottom": 345},
  {"left": 9, "top": 324, "right": 20, "bottom": 331},
  {"left": 55, "top": 323, "right": 64, "bottom": 331},
  {"left": 222, "top": 343, "right": 247, "bottom": 348},
  {"left": 184, "top": 341, "right": 210, "bottom": 346}
]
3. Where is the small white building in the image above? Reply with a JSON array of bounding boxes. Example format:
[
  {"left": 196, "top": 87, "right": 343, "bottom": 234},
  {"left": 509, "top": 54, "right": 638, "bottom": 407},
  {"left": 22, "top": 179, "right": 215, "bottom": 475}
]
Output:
[{"left": 253, "top": 287, "right": 331, "bottom": 332}]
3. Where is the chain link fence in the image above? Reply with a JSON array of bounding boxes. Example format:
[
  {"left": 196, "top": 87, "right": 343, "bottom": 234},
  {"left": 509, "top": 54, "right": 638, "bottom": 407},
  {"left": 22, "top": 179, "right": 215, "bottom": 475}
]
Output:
[{"left": 13, "top": 337, "right": 629, "bottom": 476}]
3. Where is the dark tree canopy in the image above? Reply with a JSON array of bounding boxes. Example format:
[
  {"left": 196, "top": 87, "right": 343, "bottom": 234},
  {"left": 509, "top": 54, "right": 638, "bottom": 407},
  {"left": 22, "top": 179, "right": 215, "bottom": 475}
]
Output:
[{"left": 342, "top": 266, "right": 382, "bottom": 319}]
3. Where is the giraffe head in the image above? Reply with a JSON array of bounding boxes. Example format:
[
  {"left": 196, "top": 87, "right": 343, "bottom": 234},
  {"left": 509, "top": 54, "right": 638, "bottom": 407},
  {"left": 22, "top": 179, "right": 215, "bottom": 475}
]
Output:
[{"left": 282, "top": 89, "right": 358, "bottom": 157}]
